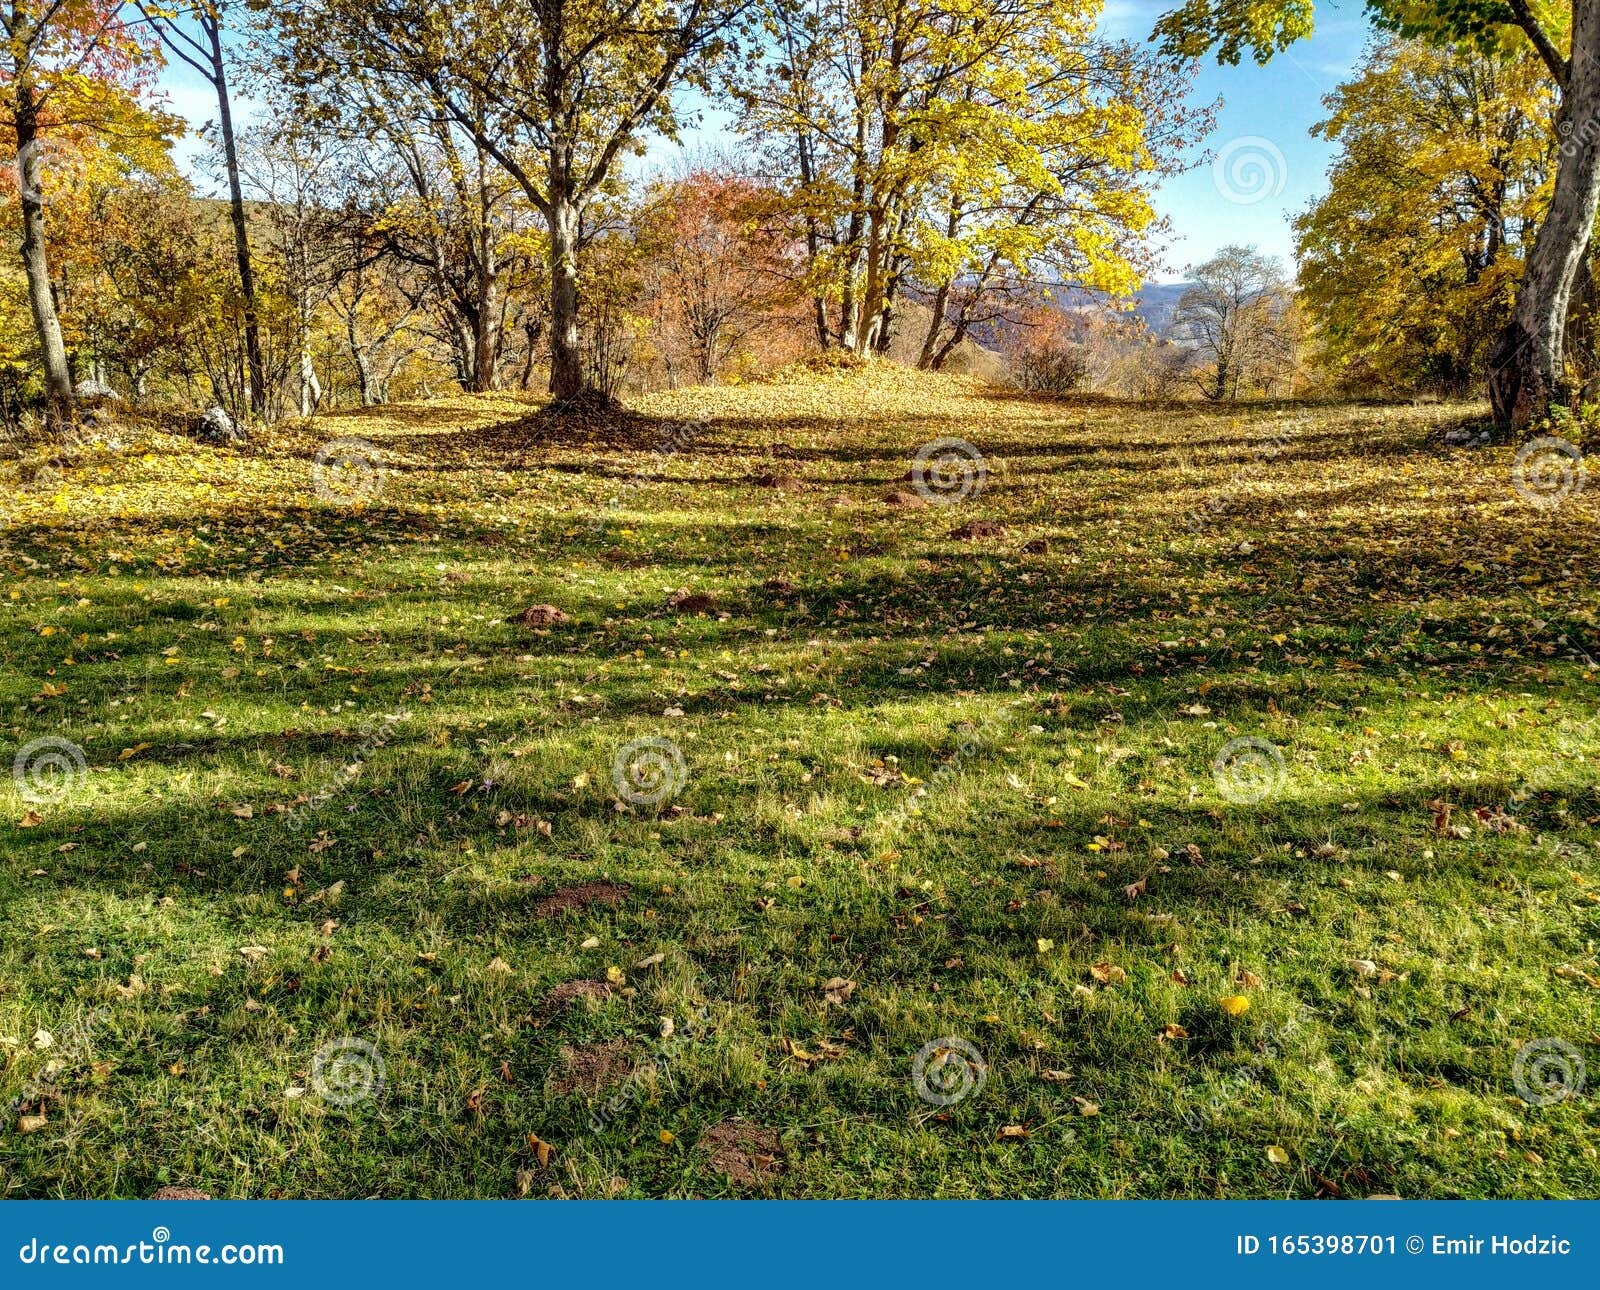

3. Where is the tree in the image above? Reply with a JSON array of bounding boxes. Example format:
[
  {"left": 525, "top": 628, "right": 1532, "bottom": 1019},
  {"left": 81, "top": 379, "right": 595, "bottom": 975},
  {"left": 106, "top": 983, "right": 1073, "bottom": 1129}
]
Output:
[
  {"left": 1171, "top": 244, "right": 1295, "bottom": 400},
  {"left": 1295, "top": 39, "right": 1553, "bottom": 393},
  {"left": 639, "top": 169, "right": 793, "bottom": 383},
  {"left": 138, "top": 1, "right": 265, "bottom": 416},
  {"left": 270, "top": 0, "right": 748, "bottom": 406},
  {"left": 0, "top": 0, "right": 157, "bottom": 427},
  {"left": 1154, "top": 0, "right": 1600, "bottom": 434},
  {"left": 736, "top": 0, "right": 1203, "bottom": 363}
]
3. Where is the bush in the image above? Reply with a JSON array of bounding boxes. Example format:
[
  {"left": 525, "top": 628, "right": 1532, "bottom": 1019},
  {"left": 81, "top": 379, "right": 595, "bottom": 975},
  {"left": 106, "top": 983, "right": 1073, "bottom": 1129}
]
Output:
[{"left": 1012, "top": 343, "right": 1088, "bottom": 394}]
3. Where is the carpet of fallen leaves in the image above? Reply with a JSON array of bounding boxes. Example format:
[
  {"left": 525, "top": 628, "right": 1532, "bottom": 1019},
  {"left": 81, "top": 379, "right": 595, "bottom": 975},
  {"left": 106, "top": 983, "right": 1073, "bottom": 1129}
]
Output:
[{"left": 1, "top": 367, "right": 1597, "bottom": 1198}]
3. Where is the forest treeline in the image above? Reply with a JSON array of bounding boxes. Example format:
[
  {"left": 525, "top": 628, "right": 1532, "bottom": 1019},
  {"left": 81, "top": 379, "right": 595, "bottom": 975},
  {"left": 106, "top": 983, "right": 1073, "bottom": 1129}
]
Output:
[{"left": 0, "top": 0, "right": 1594, "bottom": 433}]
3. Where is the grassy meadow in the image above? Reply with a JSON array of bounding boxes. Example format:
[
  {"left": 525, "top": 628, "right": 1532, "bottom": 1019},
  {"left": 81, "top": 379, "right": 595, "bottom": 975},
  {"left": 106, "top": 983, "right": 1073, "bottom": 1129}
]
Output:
[{"left": 1, "top": 366, "right": 1597, "bottom": 1198}]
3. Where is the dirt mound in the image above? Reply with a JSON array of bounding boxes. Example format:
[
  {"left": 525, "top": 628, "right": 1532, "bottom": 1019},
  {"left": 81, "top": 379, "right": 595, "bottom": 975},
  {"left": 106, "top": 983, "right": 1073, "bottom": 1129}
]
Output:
[
  {"left": 667, "top": 590, "right": 721, "bottom": 614},
  {"left": 1022, "top": 537, "right": 1049, "bottom": 554},
  {"left": 151, "top": 1187, "right": 211, "bottom": 1200},
  {"left": 547, "top": 1039, "right": 635, "bottom": 1096},
  {"left": 949, "top": 520, "right": 1006, "bottom": 539},
  {"left": 883, "top": 489, "right": 926, "bottom": 508},
  {"left": 754, "top": 473, "right": 806, "bottom": 491},
  {"left": 533, "top": 882, "right": 631, "bottom": 918},
  {"left": 698, "top": 1121, "right": 783, "bottom": 1187},
  {"left": 762, "top": 577, "right": 800, "bottom": 597},
  {"left": 508, "top": 604, "right": 572, "bottom": 627},
  {"left": 538, "top": 979, "right": 615, "bottom": 1020}
]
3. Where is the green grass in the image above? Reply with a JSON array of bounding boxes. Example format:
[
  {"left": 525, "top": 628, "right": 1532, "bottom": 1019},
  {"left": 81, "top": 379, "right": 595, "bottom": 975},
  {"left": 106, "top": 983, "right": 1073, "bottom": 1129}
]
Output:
[{"left": 1, "top": 369, "right": 1597, "bottom": 1198}]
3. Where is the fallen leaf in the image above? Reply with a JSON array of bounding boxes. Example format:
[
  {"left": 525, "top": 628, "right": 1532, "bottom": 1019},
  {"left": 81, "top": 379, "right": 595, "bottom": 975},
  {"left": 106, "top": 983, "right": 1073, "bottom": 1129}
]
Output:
[
  {"left": 1218, "top": 995, "right": 1251, "bottom": 1017},
  {"left": 997, "top": 1124, "right": 1030, "bottom": 1138},
  {"left": 821, "top": 977, "right": 856, "bottom": 1004},
  {"left": 1089, "top": 962, "right": 1126, "bottom": 984},
  {"left": 1266, "top": 1145, "right": 1290, "bottom": 1165},
  {"left": 1073, "top": 1096, "right": 1099, "bottom": 1116},
  {"left": 527, "top": 1132, "right": 554, "bottom": 1167}
]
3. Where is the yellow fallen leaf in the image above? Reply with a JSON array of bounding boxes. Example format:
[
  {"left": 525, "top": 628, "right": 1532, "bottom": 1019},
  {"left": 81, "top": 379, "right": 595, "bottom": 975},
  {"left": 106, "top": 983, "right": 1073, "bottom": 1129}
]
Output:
[
  {"left": 1219, "top": 995, "right": 1251, "bottom": 1017},
  {"left": 1089, "top": 962, "right": 1126, "bottom": 984},
  {"left": 658, "top": 1129, "right": 676, "bottom": 1144},
  {"left": 606, "top": 965, "right": 625, "bottom": 984},
  {"left": 1266, "top": 1145, "right": 1290, "bottom": 1164}
]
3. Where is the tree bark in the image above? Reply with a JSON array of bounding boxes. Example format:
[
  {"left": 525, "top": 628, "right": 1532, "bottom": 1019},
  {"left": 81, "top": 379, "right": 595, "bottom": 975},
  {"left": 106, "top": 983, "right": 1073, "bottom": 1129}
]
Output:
[
  {"left": 13, "top": 90, "right": 74, "bottom": 429},
  {"left": 207, "top": 18, "right": 265, "bottom": 419},
  {"left": 547, "top": 193, "right": 587, "bottom": 401},
  {"left": 1490, "top": 0, "right": 1600, "bottom": 433}
]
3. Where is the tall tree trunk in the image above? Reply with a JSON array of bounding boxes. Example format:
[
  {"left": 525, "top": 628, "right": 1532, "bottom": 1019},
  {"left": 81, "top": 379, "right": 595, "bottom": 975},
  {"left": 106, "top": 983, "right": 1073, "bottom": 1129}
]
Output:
[
  {"left": 918, "top": 281, "right": 951, "bottom": 370},
  {"left": 298, "top": 327, "right": 321, "bottom": 416},
  {"left": 13, "top": 91, "right": 73, "bottom": 430},
  {"left": 547, "top": 193, "right": 586, "bottom": 402},
  {"left": 209, "top": 18, "right": 265, "bottom": 419},
  {"left": 1490, "top": 0, "right": 1600, "bottom": 434},
  {"left": 469, "top": 269, "right": 501, "bottom": 392}
]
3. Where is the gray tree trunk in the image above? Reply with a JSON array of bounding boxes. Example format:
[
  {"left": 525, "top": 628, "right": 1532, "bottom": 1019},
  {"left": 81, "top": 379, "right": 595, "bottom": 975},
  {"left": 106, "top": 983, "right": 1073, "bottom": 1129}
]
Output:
[
  {"left": 13, "top": 92, "right": 74, "bottom": 429},
  {"left": 1490, "top": 0, "right": 1600, "bottom": 433},
  {"left": 547, "top": 194, "right": 587, "bottom": 401}
]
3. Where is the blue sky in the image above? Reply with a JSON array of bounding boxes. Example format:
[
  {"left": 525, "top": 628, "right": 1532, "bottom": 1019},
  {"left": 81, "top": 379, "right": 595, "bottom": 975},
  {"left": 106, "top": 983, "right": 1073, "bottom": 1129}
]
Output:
[{"left": 157, "top": 1, "right": 1376, "bottom": 283}]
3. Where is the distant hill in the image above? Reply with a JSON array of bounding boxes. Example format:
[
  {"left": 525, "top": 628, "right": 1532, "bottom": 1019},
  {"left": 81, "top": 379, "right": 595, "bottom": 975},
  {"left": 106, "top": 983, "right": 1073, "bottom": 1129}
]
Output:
[{"left": 1052, "top": 281, "right": 1192, "bottom": 335}]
